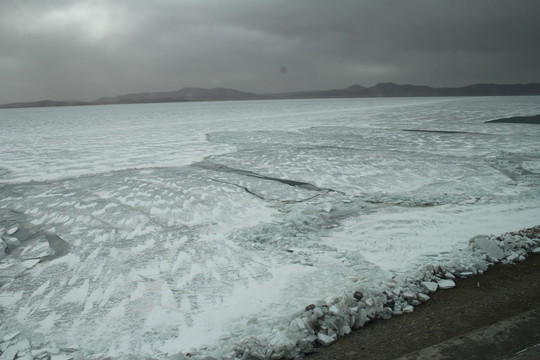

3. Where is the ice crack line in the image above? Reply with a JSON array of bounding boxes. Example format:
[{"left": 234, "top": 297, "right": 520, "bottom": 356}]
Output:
[
  {"left": 402, "top": 129, "right": 487, "bottom": 135},
  {"left": 193, "top": 161, "right": 340, "bottom": 193},
  {"left": 209, "top": 178, "right": 266, "bottom": 200}
]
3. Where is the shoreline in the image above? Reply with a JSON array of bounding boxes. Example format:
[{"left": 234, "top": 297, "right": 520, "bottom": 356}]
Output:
[{"left": 307, "top": 253, "right": 540, "bottom": 360}]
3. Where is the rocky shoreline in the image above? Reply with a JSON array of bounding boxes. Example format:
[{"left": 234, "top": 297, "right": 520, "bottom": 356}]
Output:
[
  {"left": 308, "top": 231, "right": 540, "bottom": 360},
  {"left": 1, "top": 226, "right": 539, "bottom": 359},
  {"left": 199, "top": 226, "right": 536, "bottom": 360}
]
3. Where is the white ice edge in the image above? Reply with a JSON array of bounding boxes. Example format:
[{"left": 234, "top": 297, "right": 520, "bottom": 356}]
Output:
[
  {"left": 186, "top": 226, "right": 540, "bottom": 360},
  {"left": 3, "top": 226, "right": 537, "bottom": 360}
]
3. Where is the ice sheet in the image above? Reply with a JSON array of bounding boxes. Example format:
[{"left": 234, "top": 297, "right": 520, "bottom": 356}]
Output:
[{"left": 0, "top": 97, "right": 539, "bottom": 359}]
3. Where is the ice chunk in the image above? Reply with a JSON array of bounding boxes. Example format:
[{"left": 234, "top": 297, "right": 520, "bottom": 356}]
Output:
[
  {"left": 437, "top": 279, "right": 456, "bottom": 290},
  {"left": 444, "top": 272, "right": 456, "bottom": 280},
  {"left": 4, "top": 236, "right": 20, "bottom": 246},
  {"left": 0, "top": 338, "right": 31, "bottom": 360},
  {"left": 0, "top": 240, "right": 7, "bottom": 259},
  {"left": 313, "top": 307, "right": 324, "bottom": 319},
  {"left": 340, "top": 324, "right": 351, "bottom": 336},
  {"left": 328, "top": 305, "right": 340, "bottom": 316},
  {"left": 353, "top": 308, "right": 369, "bottom": 329},
  {"left": 6, "top": 226, "right": 19, "bottom": 235},
  {"left": 470, "top": 235, "right": 504, "bottom": 260},
  {"left": 44, "top": 233, "right": 70, "bottom": 259},
  {"left": 3, "top": 331, "right": 20, "bottom": 341},
  {"left": 421, "top": 281, "right": 438, "bottom": 293},
  {"left": 21, "top": 259, "right": 40, "bottom": 269},
  {"left": 507, "top": 252, "right": 520, "bottom": 262},
  {"left": 317, "top": 333, "right": 336, "bottom": 346},
  {"left": 402, "top": 291, "right": 415, "bottom": 300}
]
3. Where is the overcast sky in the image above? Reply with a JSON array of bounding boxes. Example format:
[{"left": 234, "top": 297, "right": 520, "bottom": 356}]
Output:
[{"left": 1, "top": 0, "right": 540, "bottom": 103}]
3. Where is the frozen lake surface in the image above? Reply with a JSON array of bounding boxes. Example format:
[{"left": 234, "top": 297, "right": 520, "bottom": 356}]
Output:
[{"left": 0, "top": 97, "right": 539, "bottom": 359}]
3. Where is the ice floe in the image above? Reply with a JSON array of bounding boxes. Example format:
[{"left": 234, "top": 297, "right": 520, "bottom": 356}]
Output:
[{"left": 0, "top": 97, "right": 539, "bottom": 359}]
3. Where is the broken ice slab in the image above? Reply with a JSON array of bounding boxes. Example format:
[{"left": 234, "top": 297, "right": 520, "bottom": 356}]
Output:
[
  {"left": 403, "top": 305, "right": 414, "bottom": 313},
  {"left": 316, "top": 333, "right": 336, "bottom": 346},
  {"left": 0, "top": 337, "right": 31, "bottom": 360},
  {"left": 470, "top": 235, "right": 504, "bottom": 260},
  {"left": 3, "top": 237, "right": 20, "bottom": 246},
  {"left": 16, "top": 240, "right": 53, "bottom": 259},
  {"left": 437, "top": 279, "right": 456, "bottom": 290},
  {"left": 0, "top": 240, "right": 7, "bottom": 261},
  {"left": 6, "top": 226, "right": 19, "bottom": 236},
  {"left": 421, "top": 281, "right": 438, "bottom": 293},
  {"left": 0, "top": 259, "right": 40, "bottom": 278},
  {"left": 444, "top": 272, "right": 456, "bottom": 280},
  {"left": 2, "top": 331, "right": 20, "bottom": 342},
  {"left": 45, "top": 234, "right": 70, "bottom": 256}
]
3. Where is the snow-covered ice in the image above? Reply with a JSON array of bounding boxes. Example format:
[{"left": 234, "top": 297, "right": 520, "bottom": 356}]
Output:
[{"left": 0, "top": 97, "right": 539, "bottom": 359}]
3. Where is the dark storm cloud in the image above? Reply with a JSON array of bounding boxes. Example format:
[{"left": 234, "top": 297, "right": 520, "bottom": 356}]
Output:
[{"left": 1, "top": 0, "right": 539, "bottom": 103}]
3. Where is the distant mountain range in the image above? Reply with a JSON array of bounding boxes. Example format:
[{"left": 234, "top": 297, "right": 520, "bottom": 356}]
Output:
[
  {"left": 95, "top": 87, "right": 259, "bottom": 104},
  {"left": 2, "top": 82, "right": 540, "bottom": 109}
]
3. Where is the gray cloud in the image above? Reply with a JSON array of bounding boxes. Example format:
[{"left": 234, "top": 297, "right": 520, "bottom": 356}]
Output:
[{"left": 1, "top": 0, "right": 539, "bottom": 103}]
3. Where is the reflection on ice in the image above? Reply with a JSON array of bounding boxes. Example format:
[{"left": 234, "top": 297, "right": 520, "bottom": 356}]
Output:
[{"left": 0, "top": 97, "right": 539, "bottom": 358}]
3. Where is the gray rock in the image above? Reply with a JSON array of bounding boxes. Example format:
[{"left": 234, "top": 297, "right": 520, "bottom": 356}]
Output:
[{"left": 353, "top": 291, "right": 363, "bottom": 300}]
